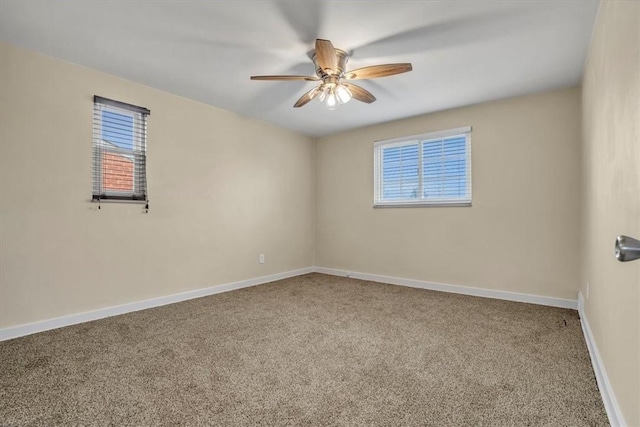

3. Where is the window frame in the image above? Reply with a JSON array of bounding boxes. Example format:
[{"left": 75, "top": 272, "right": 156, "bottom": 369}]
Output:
[
  {"left": 373, "top": 126, "right": 472, "bottom": 208},
  {"left": 92, "top": 96, "right": 149, "bottom": 203}
]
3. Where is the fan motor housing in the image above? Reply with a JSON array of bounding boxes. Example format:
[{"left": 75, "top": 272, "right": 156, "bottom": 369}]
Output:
[{"left": 313, "top": 49, "right": 349, "bottom": 78}]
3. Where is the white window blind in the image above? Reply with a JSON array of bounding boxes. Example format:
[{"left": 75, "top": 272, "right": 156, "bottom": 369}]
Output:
[
  {"left": 92, "top": 96, "right": 150, "bottom": 203},
  {"left": 374, "top": 126, "right": 472, "bottom": 207}
]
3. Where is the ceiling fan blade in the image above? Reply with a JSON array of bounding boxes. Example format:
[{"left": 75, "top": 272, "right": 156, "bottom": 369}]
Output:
[
  {"left": 250, "top": 75, "right": 319, "bottom": 81},
  {"left": 293, "top": 87, "right": 321, "bottom": 108},
  {"left": 315, "top": 39, "right": 338, "bottom": 73},
  {"left": 342, "top": 83, "right": 376, "bottom": 104},
  {"left": 344, "top": 63, "right": 413, "bottom": 80}
]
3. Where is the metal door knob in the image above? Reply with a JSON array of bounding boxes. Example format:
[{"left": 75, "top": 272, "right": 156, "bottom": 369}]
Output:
[{"left": 615, "top": 235, "right": 640, "bottom": 262}]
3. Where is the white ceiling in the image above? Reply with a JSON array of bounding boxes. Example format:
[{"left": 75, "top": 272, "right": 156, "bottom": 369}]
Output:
[{"left": 0, "top": 0, "right": 599, "bottom": 137}]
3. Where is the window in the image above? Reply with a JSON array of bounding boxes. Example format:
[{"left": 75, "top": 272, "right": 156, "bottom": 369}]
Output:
[
  {"left": 374, "top": 126, "right": 472, "bottom": 207},
  {"left": 92, "top": 96, "right": 150, "bottom": 202}
]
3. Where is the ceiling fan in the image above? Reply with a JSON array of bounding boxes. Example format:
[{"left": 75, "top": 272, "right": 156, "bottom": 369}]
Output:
[{"left": 250, "top": 39, "right": 413, "bottom": 109}]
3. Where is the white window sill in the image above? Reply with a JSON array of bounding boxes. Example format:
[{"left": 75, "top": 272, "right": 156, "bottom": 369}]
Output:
[
  {"left": 373, "top": 201, "right": 472, "bottom": 208},
  {"left": 90, "top": 198, "right": 147, "bottom": 205}
]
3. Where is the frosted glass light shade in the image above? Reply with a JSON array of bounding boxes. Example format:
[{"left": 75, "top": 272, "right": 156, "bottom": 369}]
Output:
[{"left": 336, "top": 84, "right": 352, "bottom": 104}]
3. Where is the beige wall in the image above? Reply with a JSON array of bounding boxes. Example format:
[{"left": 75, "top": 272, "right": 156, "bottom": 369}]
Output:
[
  {"left": 580, "top": 1, "right": 640, "bottom": 425},
  {"left": 315, "top": 88, "right": 582, "bottom": 300},
  {"left": 0, "top": 42, "right": 314, "bottom": 329}
]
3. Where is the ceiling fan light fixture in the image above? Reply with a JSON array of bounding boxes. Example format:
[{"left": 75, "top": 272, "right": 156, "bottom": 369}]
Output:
[{"left": 251, "top": 39, "right": 412, "bottom": 109}]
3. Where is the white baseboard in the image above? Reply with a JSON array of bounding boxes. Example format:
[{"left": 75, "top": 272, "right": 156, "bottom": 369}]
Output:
[
  {"left": 0, "top": 266, "right": 580, "bottom": 341},
  {"left": 578, "top": 292, "right": 625, "bottom": 427},
  {"left": 314, "top": 267, "right": 578, "bottom": 309},
  {"left": 0, "top": 267, "right": 315, "bottom": 342}
]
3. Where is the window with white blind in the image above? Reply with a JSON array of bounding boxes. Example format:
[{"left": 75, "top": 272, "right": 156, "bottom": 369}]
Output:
[
  {"left": 374, "top": 126, "right": 472, "bottom": 207},
  {"left": 92, "top": 96, "right": 150, "bottom": 203}
]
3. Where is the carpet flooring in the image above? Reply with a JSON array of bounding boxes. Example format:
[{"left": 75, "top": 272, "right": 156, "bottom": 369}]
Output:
[{"left": 1, "top": 273, "right": 608, "bottom": 426}]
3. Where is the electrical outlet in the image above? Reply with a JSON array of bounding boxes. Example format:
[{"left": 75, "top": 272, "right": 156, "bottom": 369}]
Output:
[
  {"left": 586, "top": 282, "right": 590, "bottom": 299},
  {"left": 259, "top": 254, "right": 265, "bottom": 264}
]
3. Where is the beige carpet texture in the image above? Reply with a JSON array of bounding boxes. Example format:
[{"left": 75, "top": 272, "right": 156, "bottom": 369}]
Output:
[{"left": 0, "top": 273, "right": 608, "bottom": 426}]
